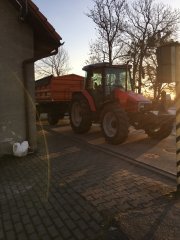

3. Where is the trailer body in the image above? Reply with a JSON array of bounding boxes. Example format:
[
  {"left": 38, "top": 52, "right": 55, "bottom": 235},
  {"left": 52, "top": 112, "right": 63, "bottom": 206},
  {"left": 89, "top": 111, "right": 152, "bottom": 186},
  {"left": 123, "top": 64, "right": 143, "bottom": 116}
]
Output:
[{"left": 35, "top": 74, "right": 84, "bottom": 125}]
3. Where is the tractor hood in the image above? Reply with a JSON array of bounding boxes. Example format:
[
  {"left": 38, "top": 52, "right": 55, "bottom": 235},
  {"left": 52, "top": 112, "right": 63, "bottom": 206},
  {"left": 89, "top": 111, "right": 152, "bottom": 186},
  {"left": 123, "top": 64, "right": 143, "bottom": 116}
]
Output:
[
  {"left": 127, "top": 91, "right": 151, "bottom": 103},
  {"left": 126, "top": 91, "right": 152, "bottom": 112},
  {"left": 114, "top": 89, "right": 151, "bottom": 112}
]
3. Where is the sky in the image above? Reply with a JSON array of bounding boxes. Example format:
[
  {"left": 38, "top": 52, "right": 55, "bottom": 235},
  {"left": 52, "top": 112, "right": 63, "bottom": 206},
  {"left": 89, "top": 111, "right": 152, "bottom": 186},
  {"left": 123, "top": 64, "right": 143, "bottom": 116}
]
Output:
[{"left": 33, "top": 0, "right": 180, "bottom": 76}]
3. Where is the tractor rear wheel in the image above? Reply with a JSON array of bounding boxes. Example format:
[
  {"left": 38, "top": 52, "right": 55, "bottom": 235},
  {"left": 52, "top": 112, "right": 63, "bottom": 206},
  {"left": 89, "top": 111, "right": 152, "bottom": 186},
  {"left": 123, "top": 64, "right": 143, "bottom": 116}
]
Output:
[
  {"left": 101, "top": 104, "right": 128, "bottom": 144},
  {"left": 145, "top": 123, "right": 173, "bottom": 140},
  {"left": 70, "top": 95, "right": 92, "bottom": 133}
]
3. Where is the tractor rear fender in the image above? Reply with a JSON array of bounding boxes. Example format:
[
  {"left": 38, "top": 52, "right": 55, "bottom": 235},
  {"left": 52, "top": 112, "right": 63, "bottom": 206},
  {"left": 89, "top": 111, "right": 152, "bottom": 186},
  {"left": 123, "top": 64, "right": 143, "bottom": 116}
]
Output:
[{"left": 72, "top": 90, "right": 96, "bottom": 112}]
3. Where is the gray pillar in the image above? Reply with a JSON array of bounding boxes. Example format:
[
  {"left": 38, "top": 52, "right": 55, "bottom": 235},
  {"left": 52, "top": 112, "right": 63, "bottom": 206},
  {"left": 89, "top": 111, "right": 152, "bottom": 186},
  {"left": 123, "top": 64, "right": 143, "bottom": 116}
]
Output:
[{"left": 24, "top": 63, "right": 37, "bottom": 151}]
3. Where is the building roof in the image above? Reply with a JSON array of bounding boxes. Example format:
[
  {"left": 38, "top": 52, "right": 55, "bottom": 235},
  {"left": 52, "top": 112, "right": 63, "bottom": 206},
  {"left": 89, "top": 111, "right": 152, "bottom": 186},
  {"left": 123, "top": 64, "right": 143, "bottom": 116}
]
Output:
[{"left": 8, "top": 0, "right": 63, "bottom": 60}]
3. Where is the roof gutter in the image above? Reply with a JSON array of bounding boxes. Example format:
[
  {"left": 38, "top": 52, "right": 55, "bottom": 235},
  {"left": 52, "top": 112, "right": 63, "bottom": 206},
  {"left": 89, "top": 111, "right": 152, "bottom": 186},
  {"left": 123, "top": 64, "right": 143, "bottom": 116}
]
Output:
[{"left": 16, "top": 0, "right": 28, "bottom": 21}]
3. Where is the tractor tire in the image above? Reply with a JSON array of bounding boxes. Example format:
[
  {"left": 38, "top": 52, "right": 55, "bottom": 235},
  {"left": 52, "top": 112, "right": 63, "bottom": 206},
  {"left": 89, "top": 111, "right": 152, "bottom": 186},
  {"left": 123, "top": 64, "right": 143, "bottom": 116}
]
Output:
[
  {"left": 47, "top": 113, "right": 60, "bottom": 125},
  {"left": 145, "top": 123, "right": 173, "bottom": 140},
  {"left": 101, "top": 104, "right": 128, "bottom": 144},
  {"left": 70, "top": 95, "right": 92, "bottom": 133}
]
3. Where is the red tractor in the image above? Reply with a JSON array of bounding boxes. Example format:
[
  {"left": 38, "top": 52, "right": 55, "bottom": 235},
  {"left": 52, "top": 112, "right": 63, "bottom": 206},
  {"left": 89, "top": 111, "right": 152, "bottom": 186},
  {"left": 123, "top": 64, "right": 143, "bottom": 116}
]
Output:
[{"left": 70, "top": 62, "right": 174, "bottom": 144}]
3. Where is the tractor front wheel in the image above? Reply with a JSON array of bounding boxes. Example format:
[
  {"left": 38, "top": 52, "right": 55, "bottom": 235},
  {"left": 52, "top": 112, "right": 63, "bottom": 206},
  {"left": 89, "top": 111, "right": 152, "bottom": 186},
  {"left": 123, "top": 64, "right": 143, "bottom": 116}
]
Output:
[
  {"left": 101, "top": 104, "right": 129, "bottom": 144},
  {"left": 145, "top": 123, "right": 173, "bottom": 140},
  {"left": 70, "top": 95, "right": 92, "bottom": 133}
]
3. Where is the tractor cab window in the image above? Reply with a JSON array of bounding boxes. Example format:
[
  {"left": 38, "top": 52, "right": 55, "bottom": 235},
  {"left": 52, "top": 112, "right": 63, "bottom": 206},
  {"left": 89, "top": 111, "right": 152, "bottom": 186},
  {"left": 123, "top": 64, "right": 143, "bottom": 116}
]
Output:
[
  {"left": 105, "top": 68, "right": 132, "bottom": 92},
  {"left": 85, "top": 71, "right": 102, "bottom": 91}
]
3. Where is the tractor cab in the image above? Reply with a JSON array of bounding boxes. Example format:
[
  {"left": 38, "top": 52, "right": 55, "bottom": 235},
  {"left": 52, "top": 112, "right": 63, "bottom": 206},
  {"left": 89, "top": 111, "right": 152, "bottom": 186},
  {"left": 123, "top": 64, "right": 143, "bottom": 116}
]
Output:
[{"left": 83, "top": 62, "right": 133, "bottom": 108}]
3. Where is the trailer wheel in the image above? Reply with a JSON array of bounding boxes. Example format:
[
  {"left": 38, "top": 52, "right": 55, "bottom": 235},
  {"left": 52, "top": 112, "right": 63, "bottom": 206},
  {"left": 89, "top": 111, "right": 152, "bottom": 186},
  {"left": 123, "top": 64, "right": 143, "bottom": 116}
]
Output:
[
  {"left": 47, "top": 113, "right": 60, "bottom": 125},
  {"left": 145, "top": 123, "right": 173, "bottom": 140},
  {"left": 101, "top": 104, "right": 128, "bottom": 144},
  {"left": 70, "top": 95, "right": 92, "bottom": 133}
]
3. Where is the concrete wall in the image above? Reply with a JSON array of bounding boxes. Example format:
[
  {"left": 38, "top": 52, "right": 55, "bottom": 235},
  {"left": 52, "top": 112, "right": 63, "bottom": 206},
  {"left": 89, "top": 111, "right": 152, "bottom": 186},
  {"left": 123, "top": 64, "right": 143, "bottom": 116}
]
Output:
[{"left": 0, "top": 0, "right": 36, "bottom": 155}]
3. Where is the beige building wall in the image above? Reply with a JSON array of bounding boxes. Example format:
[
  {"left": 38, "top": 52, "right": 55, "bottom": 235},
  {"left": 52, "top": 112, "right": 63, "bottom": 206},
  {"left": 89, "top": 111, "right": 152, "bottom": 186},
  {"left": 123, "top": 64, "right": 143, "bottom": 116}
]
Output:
[{"left": 0, "top": 0, "right": 36, "bottom": 155}]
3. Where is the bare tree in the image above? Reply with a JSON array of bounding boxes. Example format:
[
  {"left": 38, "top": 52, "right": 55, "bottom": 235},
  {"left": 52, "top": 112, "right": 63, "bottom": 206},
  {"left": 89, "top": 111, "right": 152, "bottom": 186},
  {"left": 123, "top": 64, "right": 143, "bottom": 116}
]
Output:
[
  {"left": 125, "top": 0, "right": 180, "bottom": 93},
  {"left": 85, "top": 39, "right": 105, "bottom": 64},
  {"left": 35, "top": 47, "right": 71, "bottom": 79},
  {"left": 86, "top": 0, "right": 179, "bottom": 98},
  {"left": 86, "top": 0, "right": 127, "bottom": 64}
]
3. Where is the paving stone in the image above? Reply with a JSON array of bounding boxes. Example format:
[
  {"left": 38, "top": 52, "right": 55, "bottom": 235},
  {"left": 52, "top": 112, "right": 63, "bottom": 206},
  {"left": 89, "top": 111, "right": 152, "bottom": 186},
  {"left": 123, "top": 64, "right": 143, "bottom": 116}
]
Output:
[
  {"left": 22, "top": 215, "right": 31, "bottom": 225},
  {"left": 14, "top": 222, "right": 24, "bottom": 233},
  {"left": 35, "top": 224, "right": 48, "bottom": 236},
  {"left": 53, "top": 218, "right": 64, "bottom": 228},
  {"left": 77, "top": 220, "right": 88, "bottom": 231},
  {"left": 53, "top": 236, "right": 64, "bottom": 240},
  {"left": 16, "top": 200, "right": 25, "bottom": 209},
  {"left": 19, "top": 208, "right": 28, "bottom": 216},
  {"left": 81, "top": 212, "right": 91, "bottom": 222},
  {"left": 0, "top": 205, "right": 9, "bottom": 215},
  {"left": 24, "top": 223, "right": 35, "bottom": 234},
  {"left": 57, "top": 199, "right": 68, "bottom": 207},
  {"left": 91, "top": 212, "right": 103, "bottom": 222},
  {"left": 60, "top": 226, "right": 71, "bottom": 239},
  {"left": 70, "top": 211, "right": 80, "bottom": 221},
  {"left": 47, "top": 225, "right": 59, "bottom": 238},
  {"left": 73, "top": 205, "right": 84, "bottom": 214},
  {"left": 89, "top": 220, "right": 101, "bottom": 232},
  {"left": 28, "top": 208, "right": 37, "bottom": 217},
  {"left": 25, "top": 201, "right": 34, "bottom": 209},
  {"left": 64, "top": 218, "right": 76, "bottom": 230},
  {"left": 9, "top": 207, "right": 19, "bottom": 215},
  {"left": 59, "top": 210, "right": 69, "bottom": 221},
  {"left": 5, "top": 230, "right": 16, "bottom": 240},
  {"left": 37, "top": 235, "right": 49, "bottom": 240},
  {"left": 2, "top": 213, "right": 11, "bottom": 221},
  {"left": 42, "top": 202, "right": 53, "bottom": 211},
  {"left": 42, "top": 217, "right": 53, "bottom": 227},
  {"left": 38, "top": 208, "right": 47, "bottom": 217},
  {"left": 3, "top": 220, "right": 14, "bottom": 232},
  {"left": 85, "top": 228, "right": 97, "bottom": 240},
  {"left": 28, "top": 233, "right": 41, "bottom": 240},
  {"left": 47, "top": 209, "right": 59, "bottom": 219},
  {"left": 0, "top": 230, "right": 5, "bottom": 240},
  {"left": 73, "top": 228, "right": 85, "bottom": 240},
  {"left": 31, "top": 215, "right": 42, "bottom": 226},
  {"left": 62, "top": 204, "right": 73, "bottom": 213}
]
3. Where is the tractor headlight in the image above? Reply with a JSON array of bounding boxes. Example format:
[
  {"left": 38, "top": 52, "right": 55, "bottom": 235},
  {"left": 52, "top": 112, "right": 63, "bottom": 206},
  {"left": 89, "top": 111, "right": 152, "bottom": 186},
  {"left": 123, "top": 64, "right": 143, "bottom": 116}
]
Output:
[
  {"left": 138, "top": 102, "right": 145, "bottom": 111},
  {"left": 138, "top": 102, "right": 152, "bottom": 112}
]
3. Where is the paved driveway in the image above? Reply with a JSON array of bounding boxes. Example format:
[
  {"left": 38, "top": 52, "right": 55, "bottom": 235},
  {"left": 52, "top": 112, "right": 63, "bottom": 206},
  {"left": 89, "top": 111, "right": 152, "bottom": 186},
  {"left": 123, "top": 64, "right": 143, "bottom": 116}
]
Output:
[{"left": 0, "top": 124, "right": 179, "bottom": 240}]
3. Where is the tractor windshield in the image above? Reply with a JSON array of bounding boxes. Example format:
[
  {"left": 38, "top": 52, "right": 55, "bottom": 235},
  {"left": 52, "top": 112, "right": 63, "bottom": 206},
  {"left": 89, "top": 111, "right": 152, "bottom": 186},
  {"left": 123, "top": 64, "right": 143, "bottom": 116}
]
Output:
[{"left": 105, "top": 67, "right": 132, "bottom": 91}]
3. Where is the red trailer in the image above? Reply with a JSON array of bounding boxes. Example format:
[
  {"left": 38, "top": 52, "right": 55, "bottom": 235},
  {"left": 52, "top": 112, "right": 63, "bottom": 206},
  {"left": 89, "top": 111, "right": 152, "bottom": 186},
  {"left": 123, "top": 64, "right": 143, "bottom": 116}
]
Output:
[{"left": 35, "top": 74, "right": 84, "bottom": 125}]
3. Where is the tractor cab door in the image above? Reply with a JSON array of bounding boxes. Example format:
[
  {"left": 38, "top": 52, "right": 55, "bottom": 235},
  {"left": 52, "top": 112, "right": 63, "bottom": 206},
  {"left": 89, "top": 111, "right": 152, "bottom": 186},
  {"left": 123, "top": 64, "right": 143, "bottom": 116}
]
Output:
[
  {"left": 84, "top": 64, "right": 132, "bottom": 109},
  {"left": 85, "top": 69, "right": 104, "bottom": 109},
  {"left": 104, "top": 67, "right": 132, "bottom": 94}
]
